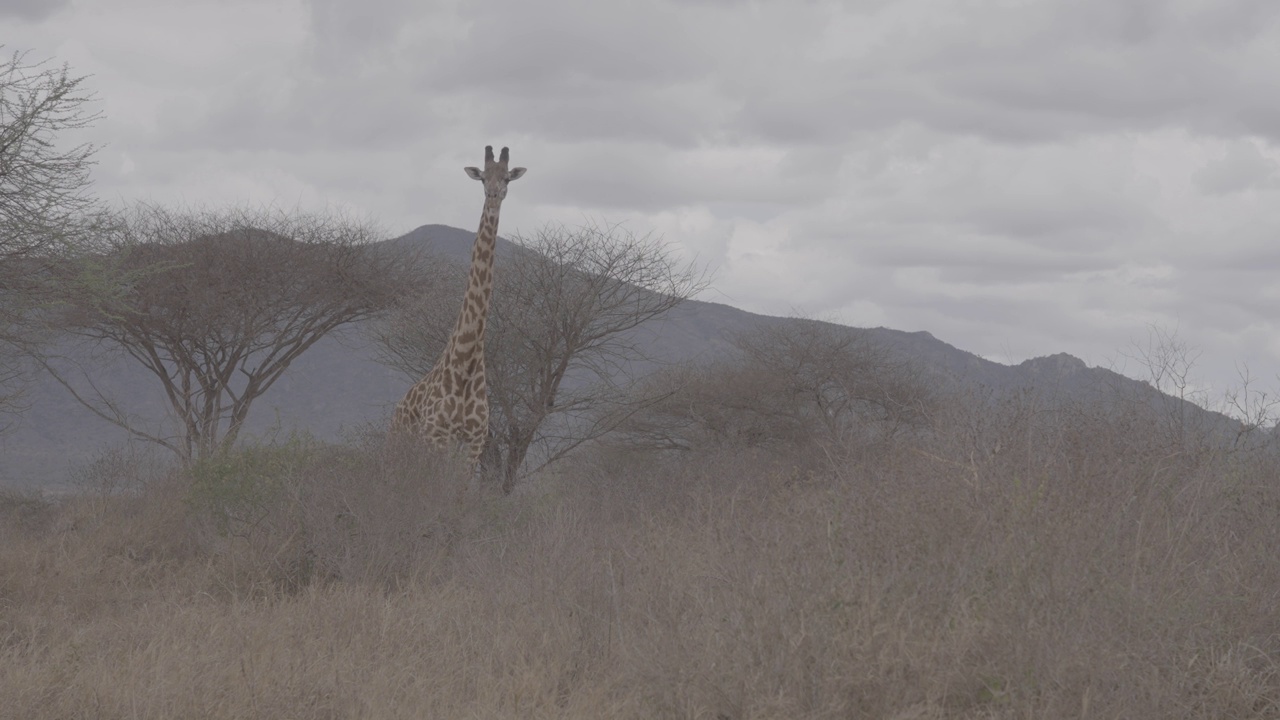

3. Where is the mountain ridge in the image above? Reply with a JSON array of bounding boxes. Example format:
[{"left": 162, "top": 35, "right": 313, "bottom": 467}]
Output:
[{"left": 0, "top": 223, "right": 1233, "bottom": 489}]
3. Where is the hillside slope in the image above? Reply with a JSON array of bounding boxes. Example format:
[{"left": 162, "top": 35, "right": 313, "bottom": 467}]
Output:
[{"left": 0, "top": 224, "right": 1229, "bottom": 489}]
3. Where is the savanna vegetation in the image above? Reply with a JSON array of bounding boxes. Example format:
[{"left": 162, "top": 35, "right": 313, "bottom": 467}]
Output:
[
  {"left": 3, "top": 49, "right": 1279, "bottom": 720},
  {"left": 2, "top": 353, "right": 1278, "bottom": 718}
]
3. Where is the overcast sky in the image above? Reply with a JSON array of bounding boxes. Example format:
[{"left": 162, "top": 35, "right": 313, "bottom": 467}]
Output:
[{"left": 9, "top": 0, "right": 1280, "bottom": 407}]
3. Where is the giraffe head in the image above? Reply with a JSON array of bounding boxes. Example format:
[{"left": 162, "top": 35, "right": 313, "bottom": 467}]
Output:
[{"left": 464, "top": 145, "right": 526, "bottom": 202}]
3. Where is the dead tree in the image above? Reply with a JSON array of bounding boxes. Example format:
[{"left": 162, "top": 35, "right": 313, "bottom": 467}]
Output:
[{"left": 0, "top": 48, "right": 112, "bottom": 422}]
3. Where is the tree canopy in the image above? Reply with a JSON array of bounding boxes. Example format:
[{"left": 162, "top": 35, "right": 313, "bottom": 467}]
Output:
[
  {"left": 375, "top": 221, "right": 708, "bottom": 492},
  {"left": 46, "top": 204, "right": 418, "bottom": 462},
  {"left": 0, "top": 48, "right": 111, "bottom": 421}
]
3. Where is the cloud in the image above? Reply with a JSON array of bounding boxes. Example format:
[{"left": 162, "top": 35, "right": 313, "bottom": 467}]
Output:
[
  {"left": 16, "top": 0, "right": 1280, "bottom": 401},
  {"left": 1194, "top": 140, "right": 1280, "bottom": 194},
  {"left": 0, "top": 0, "right": 70, "bottom": 22},
  {"left": 716, "top": 0, "right": 1280, "bottom": 145}
]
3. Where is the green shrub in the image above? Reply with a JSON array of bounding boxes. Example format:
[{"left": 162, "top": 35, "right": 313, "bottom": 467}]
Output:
[{"left": 185, "top": 433, "right": 320, "bottom": 535}]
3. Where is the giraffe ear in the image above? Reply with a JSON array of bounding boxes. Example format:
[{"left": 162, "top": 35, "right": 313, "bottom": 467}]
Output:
[
  {"left": 464, "top": 167, "right": 483, "bottom": 181},
  {"left": 507, "top": 167, "right": 527, "bottom": 181}
]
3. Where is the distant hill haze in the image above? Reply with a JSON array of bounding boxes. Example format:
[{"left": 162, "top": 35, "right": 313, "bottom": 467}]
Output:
[{"left": 0, "top": 224, "right": 1234, "bottom": 489}]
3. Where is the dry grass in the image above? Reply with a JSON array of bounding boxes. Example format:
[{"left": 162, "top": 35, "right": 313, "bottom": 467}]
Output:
[{"left": 2, "top": 400, "right": 1279, "bottom": 719}]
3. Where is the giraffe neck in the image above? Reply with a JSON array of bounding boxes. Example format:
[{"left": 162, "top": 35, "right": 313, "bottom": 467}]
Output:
[{"left": 444, "top": 194, "right": 502, "bottom": 362}]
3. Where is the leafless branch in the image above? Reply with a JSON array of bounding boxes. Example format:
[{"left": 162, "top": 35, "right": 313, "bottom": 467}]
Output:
[
  {"left": 372, "top": 220, "right": 709, "bottom": 492},
  {"left": 0, "top": 47, "right": 112, "bottom": 424}
]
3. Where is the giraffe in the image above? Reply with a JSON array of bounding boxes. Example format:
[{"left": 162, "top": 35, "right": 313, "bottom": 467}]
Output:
[{"left": 390, "top": 145, "right": 526, "bottom": 465}]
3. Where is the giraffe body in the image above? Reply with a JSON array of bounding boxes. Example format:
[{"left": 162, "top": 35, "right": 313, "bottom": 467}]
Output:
[{"left": 390, "top": 146, "right": 525, "bottom": 465}]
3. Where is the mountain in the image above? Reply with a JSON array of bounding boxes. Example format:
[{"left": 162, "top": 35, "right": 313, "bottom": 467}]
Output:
[{"left": 0, "top": 224, "right": 1236, "bottom": 490}]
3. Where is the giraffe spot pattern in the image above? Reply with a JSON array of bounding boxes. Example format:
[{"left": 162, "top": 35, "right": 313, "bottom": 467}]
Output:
[{"left": 390, "top": 148, "right": 523, "bottom": 465}]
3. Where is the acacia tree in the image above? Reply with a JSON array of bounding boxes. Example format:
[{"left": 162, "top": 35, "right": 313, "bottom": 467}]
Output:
[
  {"left": 0, "top": 48, "right": 111, "bottom": 420},
  {"left": 374, "top": 221, "right": 708, "bottom": 493},
  {"left": 45, "top": 204, "right": 417, "bottom": 463},
  {"left": 618, "top": 319, "right": 937, "bottom": 453}
]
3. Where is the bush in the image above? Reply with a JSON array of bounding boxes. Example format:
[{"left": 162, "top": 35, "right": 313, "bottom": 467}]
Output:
[
  {"left": 2, "top": 389, "right": 1277, "bottom": 718},
  {"left": 155, "top": 431, "right": 491, "bottom": 596},
  {"left": 187, "top": 437, "right": 314, "bottom": 537},
  {"left": 617, "top": 320, "right": 936, "bottom": 461}
]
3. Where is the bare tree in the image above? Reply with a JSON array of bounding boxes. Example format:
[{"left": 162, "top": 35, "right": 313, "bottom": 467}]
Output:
[
  {"left": 735, "top": 321, "right": 936, "bottom": 439},
  {"left": 0, "top": 48, "right": 111, "bottom": 421},
  {"left": 44, "top": 204, "right": 417, "bottom": 463},
  {"left": 619, "top": 319, "right": 936, "bottom": 454},
  {"left": 1107, "top": 323, "right": 1279, "bottom": 458},
  {"left": 374, "top": 221, "right": 708, "bottom": 493},
  {"left": 1221, "top": 364, "right": 1279, "bottom": 451}
]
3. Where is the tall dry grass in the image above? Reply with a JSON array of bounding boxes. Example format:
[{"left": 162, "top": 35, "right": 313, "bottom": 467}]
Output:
[{"left": 1, "top": 396, "right": 1278, "bottom": 719}]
